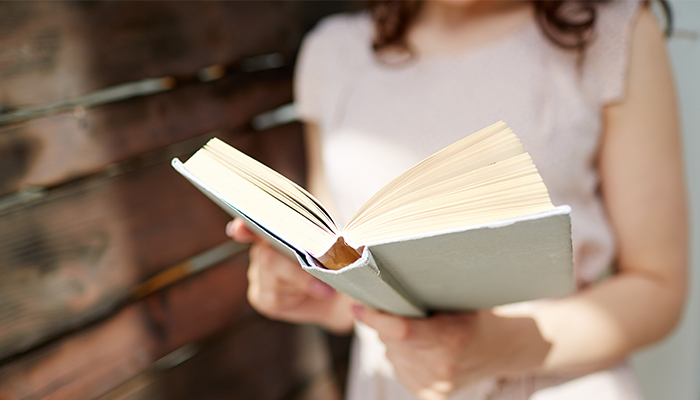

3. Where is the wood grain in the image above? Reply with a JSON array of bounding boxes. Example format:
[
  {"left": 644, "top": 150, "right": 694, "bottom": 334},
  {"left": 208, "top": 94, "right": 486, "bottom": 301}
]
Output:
[
  {"left": 0, "top": 122, "right": 305, "bottom": 363},
  {"left": 0, "top": 122, "right": 312, "bottom": 399},
  {"left": 0, "top": 70, "right": 293, "bottom": 197},
  {"left": 97, "top": 319, "right": 340, "bottom": 400},
  {"left": 0, "top": 254, "right": 251, "bottom": 400},
  {"left": 0, "top": 1, "right": 303, "bottom": 109},
  {"left": 0, "top": 163, "right": 227, "bottom": 361},
  {"left": 0, "top": 2, "right": 357, "bottom": 399}
]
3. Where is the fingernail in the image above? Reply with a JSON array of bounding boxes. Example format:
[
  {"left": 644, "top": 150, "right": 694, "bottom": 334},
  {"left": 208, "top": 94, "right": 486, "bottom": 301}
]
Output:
[
  {"left": 352, "top": 304, "right": 364, "bottom": 320},
  {"left": 311, "top": 280, "right": 334, "bottom": 297},
  {"left": 225, "top": 221, "right": 235, "bottom": 237}
]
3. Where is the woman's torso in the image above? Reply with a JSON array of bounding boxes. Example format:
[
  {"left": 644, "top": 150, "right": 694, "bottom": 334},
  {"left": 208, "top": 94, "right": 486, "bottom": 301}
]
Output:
[{"left": 294, "top": 2, "right": 642, "bottom": 398}]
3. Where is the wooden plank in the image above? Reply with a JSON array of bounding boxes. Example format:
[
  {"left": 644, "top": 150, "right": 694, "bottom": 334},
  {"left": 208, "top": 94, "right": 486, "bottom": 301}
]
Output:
[
  {"left": 0, "top": 1, "right": 303, "bottom": 109},
  {"left": 97, "top": 319, "right": 341, "bottom": 400},
  {"left": 0, "top": 115, "right": 313, "bottom": 397},
  {"left": 0, "top": 69, "right": 293, "bottom": 197},
  {"left": 0, "top": 255, "right": 252, "bottom": 400},
  {"left": 0, "top": 162, "right": 228, "bottom": 361},
  {"left": 0, "top": 122, "right": 305, "bottom": 362},
  {"left": 257, "top": 121, "right": 308, "bottom": 187}
]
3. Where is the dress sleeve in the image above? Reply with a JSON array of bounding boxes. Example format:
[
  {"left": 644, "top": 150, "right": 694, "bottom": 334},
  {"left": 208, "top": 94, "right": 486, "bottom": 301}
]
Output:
[
  {"left": 294, "top": 21, "right": 335, "bottom": 123},
  {"left": 582, "top": 0, "right": 642, "bottom": 105}
]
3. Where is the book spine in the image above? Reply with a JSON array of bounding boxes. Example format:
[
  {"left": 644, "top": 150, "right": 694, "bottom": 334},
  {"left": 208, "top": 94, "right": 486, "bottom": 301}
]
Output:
[{"left": 297, "top": 249, "right": 426, "bottom": 318}]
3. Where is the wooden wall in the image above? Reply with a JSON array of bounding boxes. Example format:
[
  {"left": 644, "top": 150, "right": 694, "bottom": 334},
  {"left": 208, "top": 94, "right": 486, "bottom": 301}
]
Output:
[{"left": 0, "top": 2, "right": 353, "bottom": 399}]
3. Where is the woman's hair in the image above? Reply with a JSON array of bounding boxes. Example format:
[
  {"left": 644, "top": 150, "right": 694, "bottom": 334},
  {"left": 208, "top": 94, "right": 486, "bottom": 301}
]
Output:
[{"left": 368, "top": 0, "right": 672, "bottom": 56}]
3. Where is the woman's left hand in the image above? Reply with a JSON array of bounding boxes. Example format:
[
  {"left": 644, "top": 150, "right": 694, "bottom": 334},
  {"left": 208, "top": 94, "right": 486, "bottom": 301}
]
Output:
[{"left": 353, "top": 305, "right": 551, "bottom": 400}]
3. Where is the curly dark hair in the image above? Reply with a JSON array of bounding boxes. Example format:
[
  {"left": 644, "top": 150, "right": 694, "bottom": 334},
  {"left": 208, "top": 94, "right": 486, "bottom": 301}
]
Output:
[{"left": 368, "top": 0, "right": 672, "bottom": 56}]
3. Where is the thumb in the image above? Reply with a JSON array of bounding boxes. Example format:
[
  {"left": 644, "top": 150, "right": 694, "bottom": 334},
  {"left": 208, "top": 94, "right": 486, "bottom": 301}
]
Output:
[
  {"left": 226, "top": 218, "right": 259, "bottom": 243},
  {"left": 353, "top": 305, "right": 410, "bottom": 341}
]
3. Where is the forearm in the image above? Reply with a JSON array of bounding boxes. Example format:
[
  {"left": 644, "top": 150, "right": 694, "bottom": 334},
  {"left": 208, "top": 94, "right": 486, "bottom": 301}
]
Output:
[{"left": 526, "top": 269, "right": 686, "bottom": 375}]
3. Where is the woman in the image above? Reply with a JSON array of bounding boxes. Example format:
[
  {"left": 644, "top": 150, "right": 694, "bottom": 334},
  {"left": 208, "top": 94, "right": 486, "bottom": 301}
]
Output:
[{"left": 229, "top": 0, "right": 687, "bottom": 398}]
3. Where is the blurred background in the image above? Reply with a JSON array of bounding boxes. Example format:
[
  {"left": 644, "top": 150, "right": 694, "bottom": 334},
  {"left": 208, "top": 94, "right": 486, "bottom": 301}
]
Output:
[{"left": 0, "top": 1, "right": 696, "bottom": 400}]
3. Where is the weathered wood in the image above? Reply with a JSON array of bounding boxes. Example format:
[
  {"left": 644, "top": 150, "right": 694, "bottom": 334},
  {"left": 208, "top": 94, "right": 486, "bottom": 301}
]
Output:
[
  {"left": 97, "top": 318, "right": 340, "bottom": 400},
  {"left": 257, "top": 121, "right": 308, "bottom": 187},
  {"left": 0, "top": 164, "right": 228, "bottom": 361},
  {"left": 0, "top": 3, "right": 356, "bottom": 399},
  {"left": 0, "top": 1, "right": 303, "bottom": 109},
  {"left": 0, "top": 255, "right": 252, "bottom": 400},
  {"left": 0, "top": 69, "right": 293, "bottom": 196},
  {"left": 0, "top": 122, "right": 305, "bottom": 363}
]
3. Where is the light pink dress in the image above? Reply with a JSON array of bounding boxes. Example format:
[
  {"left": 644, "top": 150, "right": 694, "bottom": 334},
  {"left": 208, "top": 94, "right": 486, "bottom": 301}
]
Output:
[{"left": 295, "top": 1, "right": 644, "bottom": 399}]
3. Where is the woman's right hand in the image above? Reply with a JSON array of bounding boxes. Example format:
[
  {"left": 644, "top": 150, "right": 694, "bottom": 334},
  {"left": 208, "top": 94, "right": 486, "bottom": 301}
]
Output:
[{"left": 227, "top": 219, "right": 354, "bottom": 333}]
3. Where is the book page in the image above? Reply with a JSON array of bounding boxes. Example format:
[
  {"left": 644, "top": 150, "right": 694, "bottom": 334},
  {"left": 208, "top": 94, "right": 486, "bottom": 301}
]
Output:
[
  {"left": 347, "top": 122, "right": 521, "bottom": 226},
  {"left": 183, "top": 142, "right": 338, "bottom": 257},
  {"left": 205, "top": 139, "right": 337, "bottom": 232},
  {"left": 179, "top": 122, "right": 556, "bottom": 264},
  {"left": 342, "top": 122, "right": 555, "bottom": 247}
]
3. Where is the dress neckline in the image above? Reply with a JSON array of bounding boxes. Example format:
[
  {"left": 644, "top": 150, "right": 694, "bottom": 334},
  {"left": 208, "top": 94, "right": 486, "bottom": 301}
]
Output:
[
  {"left": 361, "top": 13, "right": 538, "bottom": 70},
  {"left": 411, "top": 17, "right": 537, "bottom": 66}
]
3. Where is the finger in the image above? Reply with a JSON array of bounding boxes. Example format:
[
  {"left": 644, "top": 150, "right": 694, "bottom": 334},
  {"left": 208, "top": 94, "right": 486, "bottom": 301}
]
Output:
[
  {"left": 251, "top": 242, "right": 335, "bottom": 299},
  {"left": 354, "top": 305, "right": 412, "bottom": 341},
  {"left": 226, "top": 219, "right": 259, "bottom": 243},
  {"left": 385, "top": 347, "right": 449, "bottom": 398},
  {"left": 357, "top": 307, "right": 472, "bottom": 348},
  {"left": 274, "top": 295, "right": 340, "bottom": 324},
  {"left": 398, "top": 313, "right": 474, "bottom": 349},
  {"left": 247, "top": 251, "right": 306, "bottom": 313},
  {"left": 252, "top": 282, "right": 307, "bottom": 312},
  {"left": 431, "top": 313, "right": 475, "bottom": 350},
  {"left": 308, "top": 280, "right": 336, "bottom": 299},
  {"left": 248, "top": 259, "right": 341, "bottom": 321}
]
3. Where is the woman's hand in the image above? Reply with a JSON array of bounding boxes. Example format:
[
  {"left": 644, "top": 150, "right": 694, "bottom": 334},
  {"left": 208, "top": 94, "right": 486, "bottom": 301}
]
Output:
[
  {"left": 227, "top": 219, "right": 354, "bottom": 333},
  {"left": 353, "top": 305, "right": 551, "bottom": 400}
]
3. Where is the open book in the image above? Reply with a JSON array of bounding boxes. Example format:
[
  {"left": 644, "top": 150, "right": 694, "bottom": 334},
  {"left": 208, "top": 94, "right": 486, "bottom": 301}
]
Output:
[{"left": 173, "top": 122, "right": 574, "bottom": 317}]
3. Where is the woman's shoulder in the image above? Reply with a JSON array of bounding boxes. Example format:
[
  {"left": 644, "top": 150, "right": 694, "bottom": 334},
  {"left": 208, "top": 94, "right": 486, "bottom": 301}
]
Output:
[
  {"left": 300, "top": 12, "right": 373, "bottom": 60},
  {"left": 294, "top": 12, "right": 373, "bottom": 123},
  {"left": 309, "top": 11, "right": 373, "bottom": 40},
  {"left": 583, "top": 0, "right": 644, "bottom": 105},
  {"left": 590, "top": 0, "right": 641, "bottom": 46},
  {"left": 595, "top": 0, "right": 641, "bottom": 27}
]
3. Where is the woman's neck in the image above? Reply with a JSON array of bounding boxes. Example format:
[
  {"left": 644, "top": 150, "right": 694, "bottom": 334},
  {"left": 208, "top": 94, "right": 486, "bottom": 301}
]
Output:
[{"left": 408, "top": 1, "right": 534, "bottom": 57}]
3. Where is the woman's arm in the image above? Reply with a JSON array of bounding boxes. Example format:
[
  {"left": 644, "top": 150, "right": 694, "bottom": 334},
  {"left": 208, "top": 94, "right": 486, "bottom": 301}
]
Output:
[
  {"left": 228, "top": 122, "right": 354, "bottom": 333},
  {"left": 355, "top": 7, "right": 688, "bottom": 398},
  {"left": 531, "top": 7, "right": 687, "bottom": 372}
]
